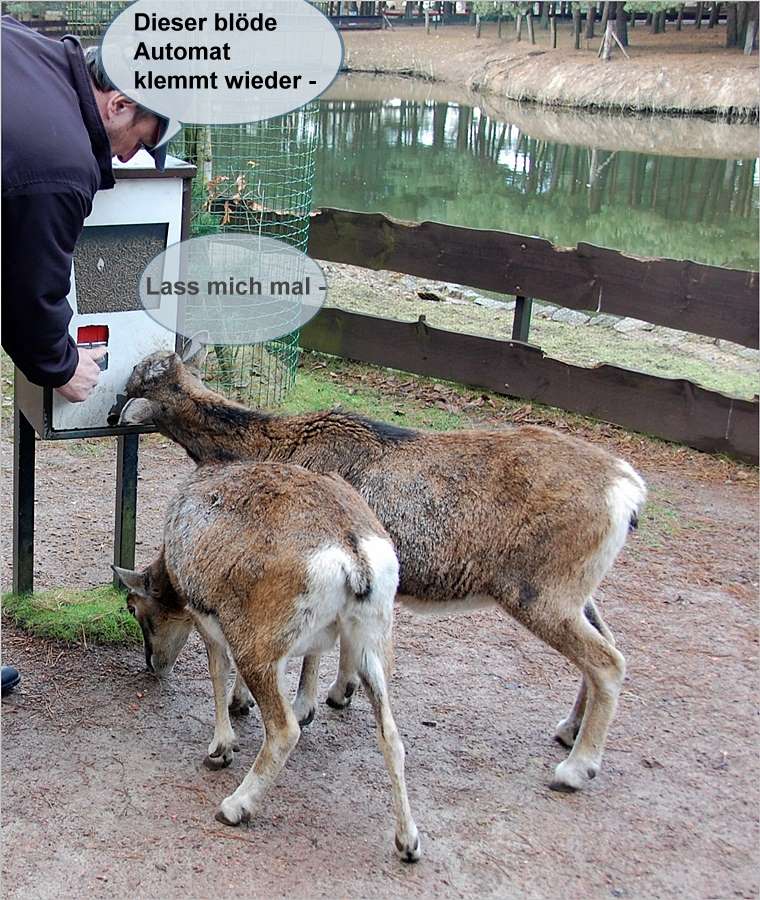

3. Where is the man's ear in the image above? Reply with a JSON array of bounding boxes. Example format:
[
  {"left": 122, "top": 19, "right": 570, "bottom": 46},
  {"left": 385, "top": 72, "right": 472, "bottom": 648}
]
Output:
[
  {"left": 101, "top": 91, "right": 123, "bottom": 121},
  {"left": 107, "top": 93, "right": 137, "bottom": 118},
  {"left": 119, "top": 398, "right": 156, "bottom": 426},
  {"left": 111, "top": 565, "right": 149, "bottom": 597}
]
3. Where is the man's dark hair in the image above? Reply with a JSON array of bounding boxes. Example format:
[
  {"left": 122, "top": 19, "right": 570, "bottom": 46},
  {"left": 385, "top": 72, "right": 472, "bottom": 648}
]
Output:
[{"left": 84, "top": 46, "right": 153, "bottom": 122}]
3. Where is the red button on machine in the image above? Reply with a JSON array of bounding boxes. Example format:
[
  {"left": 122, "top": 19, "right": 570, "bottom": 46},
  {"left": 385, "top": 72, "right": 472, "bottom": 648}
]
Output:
[
  {"left": 77, "top": 325, "right": 109, "bottom": 345},
  {"left": 77, "top": 325, "right": 109, "bottom": 371}
]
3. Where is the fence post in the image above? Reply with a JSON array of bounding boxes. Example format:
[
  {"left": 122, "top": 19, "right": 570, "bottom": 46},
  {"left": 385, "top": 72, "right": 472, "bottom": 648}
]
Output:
[
  {"left": 12, "top": 398, "right": 35, "bottom": 595},
  {"left": 512, "top": 295, "right": 534, "bottom": 342},
  {"left": 113, "top": 434, "right": 139, "bottom": 587}
]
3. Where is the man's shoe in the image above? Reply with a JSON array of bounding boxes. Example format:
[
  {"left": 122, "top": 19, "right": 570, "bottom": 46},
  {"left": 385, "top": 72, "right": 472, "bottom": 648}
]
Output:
[{"left": 1, "top": 666, "right": 21, "bottom": 697}]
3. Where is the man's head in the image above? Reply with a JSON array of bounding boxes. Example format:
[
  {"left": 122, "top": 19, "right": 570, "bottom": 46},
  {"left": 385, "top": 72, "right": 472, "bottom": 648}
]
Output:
[{"left": 84, "top": 47, "right": 168, "bottom": 166}]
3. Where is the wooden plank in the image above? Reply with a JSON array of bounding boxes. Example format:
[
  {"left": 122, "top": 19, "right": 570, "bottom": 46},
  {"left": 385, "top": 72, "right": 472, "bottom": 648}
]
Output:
[
  {"left": 300, "top": 307, "right": 758, "bottom": 463},
  {"left": 307, "top": 208, "right": 759, "bottom": 348}
]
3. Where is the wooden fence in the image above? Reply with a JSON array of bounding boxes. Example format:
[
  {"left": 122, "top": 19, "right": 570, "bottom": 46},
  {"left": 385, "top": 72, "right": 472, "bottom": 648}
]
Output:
[{"left": 299, "top": 208, "right": 758, "bottom": 463}]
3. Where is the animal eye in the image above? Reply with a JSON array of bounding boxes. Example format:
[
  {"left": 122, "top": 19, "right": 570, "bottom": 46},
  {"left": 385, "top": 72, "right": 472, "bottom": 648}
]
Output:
[{"left": 127, "top": 604, "right": 136, "bottom": 616}]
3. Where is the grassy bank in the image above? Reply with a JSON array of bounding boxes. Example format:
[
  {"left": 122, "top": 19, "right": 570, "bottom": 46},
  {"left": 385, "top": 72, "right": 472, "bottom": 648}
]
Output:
[{"left": 341, "top": 25, "right": 759, "bottom": 120}]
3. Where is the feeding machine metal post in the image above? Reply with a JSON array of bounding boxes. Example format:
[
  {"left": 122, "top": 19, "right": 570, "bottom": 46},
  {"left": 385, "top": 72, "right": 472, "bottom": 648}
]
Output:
[{"left": 12, "top": 152, "right": 196, "bottom": 594}]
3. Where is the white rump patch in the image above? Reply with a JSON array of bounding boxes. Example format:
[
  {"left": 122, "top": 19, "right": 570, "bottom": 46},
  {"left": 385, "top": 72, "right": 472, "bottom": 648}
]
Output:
[
  {"left": 290, "top": 536, "right": 398, "bottom": 658},
  {"left": 357, "top": 534, "right": 399, "bottom": 605},
  {"left": 599, "top": 459, "right": 647, "bottom": 575},
  {"left": 306, "top": 545, "right": 358, "bottom": 605}
]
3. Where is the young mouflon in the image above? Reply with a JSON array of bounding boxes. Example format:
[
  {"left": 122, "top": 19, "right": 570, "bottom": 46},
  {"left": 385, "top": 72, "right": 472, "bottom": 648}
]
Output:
[
  {"left": 114, "top": 460, "right": 420, "bottom": 863},
  {"left": 119, "top": 349, "right": 646, "bottom": 794}
]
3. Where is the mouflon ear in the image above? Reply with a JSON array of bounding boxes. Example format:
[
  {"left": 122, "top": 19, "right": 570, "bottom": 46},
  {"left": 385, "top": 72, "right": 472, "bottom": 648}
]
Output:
[
  {"left": 180, "top": 332, "right": 210, "bottom": 373},
  {"left": 111, "top": 565, "right": 149, "bottom": 597},
  {"left": 118, "top": 397, "right": 157, "bottom": 426}
]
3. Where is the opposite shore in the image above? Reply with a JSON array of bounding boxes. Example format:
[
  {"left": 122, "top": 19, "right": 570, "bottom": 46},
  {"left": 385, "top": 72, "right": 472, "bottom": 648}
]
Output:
[{"left": 340, "top": 23, "right": 759, "bottom": 120}]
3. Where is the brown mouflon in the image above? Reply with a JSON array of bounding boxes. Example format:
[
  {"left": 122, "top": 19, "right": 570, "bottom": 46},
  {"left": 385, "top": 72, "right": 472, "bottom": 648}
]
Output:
[
  {"left": 114, "top": 461, "right": 421, "bottom": 863},
  {"left": 120, "top": 348, "right": 646, "bottom": 793}
]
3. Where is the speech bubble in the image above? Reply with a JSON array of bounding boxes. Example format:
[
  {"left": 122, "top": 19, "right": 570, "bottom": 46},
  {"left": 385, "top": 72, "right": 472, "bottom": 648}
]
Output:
[
  {"left": 139, "top": 234, "right": 327, "bottom": 345},
  {"left": 101, "top": 0, "right": 343, "bottom": 144}
]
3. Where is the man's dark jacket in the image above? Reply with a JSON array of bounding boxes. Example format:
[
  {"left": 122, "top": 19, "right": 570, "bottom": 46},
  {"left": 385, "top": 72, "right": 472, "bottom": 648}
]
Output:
[{"left": 2, "top": 16, "right": 115, "bottom": 387}]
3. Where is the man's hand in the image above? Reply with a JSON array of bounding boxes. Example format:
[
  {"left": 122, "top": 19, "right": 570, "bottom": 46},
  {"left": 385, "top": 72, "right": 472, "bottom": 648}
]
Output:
[{"left": 55, "top": 346, "right": 107, "bottom": 403}]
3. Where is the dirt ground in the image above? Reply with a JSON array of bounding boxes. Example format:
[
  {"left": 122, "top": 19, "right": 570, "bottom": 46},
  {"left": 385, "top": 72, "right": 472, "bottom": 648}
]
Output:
[
  {"left": 1, "top": 359, "right": 758, "bottom": 899},
  {"left": 341, "top": 22, "right": 759, "bottom": 116}
]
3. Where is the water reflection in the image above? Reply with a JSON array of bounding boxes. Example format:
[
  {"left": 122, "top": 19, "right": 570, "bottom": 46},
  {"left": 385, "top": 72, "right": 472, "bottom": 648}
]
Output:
[{"left": 313, "top": 98, "right": 759, "bottom": 270}]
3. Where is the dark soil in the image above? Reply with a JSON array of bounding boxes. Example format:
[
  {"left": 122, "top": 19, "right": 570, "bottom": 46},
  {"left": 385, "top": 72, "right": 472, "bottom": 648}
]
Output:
[{"left": 2, "top": 365, "right": 758, "bottom": 899}]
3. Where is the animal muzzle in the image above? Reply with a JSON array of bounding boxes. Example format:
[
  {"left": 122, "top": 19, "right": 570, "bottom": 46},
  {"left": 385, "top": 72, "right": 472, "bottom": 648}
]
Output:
[{"left": 107, "top": 394, "right": 129, "bottom": 427}]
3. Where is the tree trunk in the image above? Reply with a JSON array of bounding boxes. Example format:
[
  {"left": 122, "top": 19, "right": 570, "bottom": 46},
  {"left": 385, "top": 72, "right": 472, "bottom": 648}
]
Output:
[
  {"left": 660, "top": 9, "right": 667, "bottom": 31},
  {"left": 600, "top": 1, "right": 611, "bottom": 32},
  {"left": 573, "top": 2, "right": 581, "bottom": 48},
  {"left": 695, "top": 2, "right": 703, "bottom": 29},
  {"left": 726, "top": 2, "right": 738, "bottom": 46},
  {"left": 651, "top": 9, "right": 660, "bottom": 32},
  {"left": 709, "top": 2, "right": 720, "bottom": 28},
  {"left": 516, "top": 12, "right": 523, "bottom": 40},
  {"left": 676, "top": 5, "right": 684, "bottom": 30},
  {"left": 475, "top": 12, "right": 481, "bottom": 37},
  {"left": 737, "top": 0, "right": 749, "bottom": 43},
  {"left": 585, "top": 3, "right": 595, "bottom": 38},
  {"left": 526, "top": 11, "right": 535, "bottom": 42},
  {"left": 744, "top": 2, "right": 758, "bottom": 53},
  {"left": 601, "top": 20, "right": 614, "bottom": 58},
  {"left": 497, "top": 4, "right": 503, "bottom": 37},
  {"left": 550, "top": 10, "right": 558, "bottom": 46},
  {"left": 614, "top": 1, "right": 628, "bottom": 45},
  {"left": 645, "top": 11, "right": 652, "bottom": 26},
  {"left": 540, "top": 1, "right": 550, "bottom": 29}
]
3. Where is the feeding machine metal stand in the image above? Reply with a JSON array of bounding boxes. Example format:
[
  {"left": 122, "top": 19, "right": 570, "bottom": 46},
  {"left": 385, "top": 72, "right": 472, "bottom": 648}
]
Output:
[{"left": 12, "top": 152, "right": 196, "bottom": 593}]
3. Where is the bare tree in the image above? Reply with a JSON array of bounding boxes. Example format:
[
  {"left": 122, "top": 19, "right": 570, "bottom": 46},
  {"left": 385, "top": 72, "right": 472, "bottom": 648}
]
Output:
[
  {"left": 586, "top": 2, "right": 596, "bottom": 38},
  {"left": 573, "top": 1, "right": 582, "bottom": 47},
  {"left": 744, "top": 0, "right": 758, "bottom": 52},
  {"left": 550, "top": 2, "right": 558, "bottom": 46},
  {"left": 600, "top": 1, "right": 611, "bottom": 32},
  {"left": 614, "top": 0, "right": 628, "bottom": 45}
]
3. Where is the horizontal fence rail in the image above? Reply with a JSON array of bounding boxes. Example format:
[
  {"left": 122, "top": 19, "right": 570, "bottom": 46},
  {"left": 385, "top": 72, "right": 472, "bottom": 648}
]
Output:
[
  {"left": 298, "top": 208, "right": 758, "bottom": 461},
  {"left": 307, "top": 208, "right": 759, "bottom": 349},
  {"left": 300, "top": 308, "right": 758, "bottom": 463}
]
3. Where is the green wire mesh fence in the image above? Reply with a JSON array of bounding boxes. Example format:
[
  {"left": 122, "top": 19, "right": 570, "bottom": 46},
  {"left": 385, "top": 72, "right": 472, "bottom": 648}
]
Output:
[
  {"left": 64, "top": 1, "right": 130, "bottom": 37},
  {"left": 1, "top": 2, "right": 130, "bottom": 36},
  {"left": 170, "top": 108, "right": 320, "bottom": 408}
]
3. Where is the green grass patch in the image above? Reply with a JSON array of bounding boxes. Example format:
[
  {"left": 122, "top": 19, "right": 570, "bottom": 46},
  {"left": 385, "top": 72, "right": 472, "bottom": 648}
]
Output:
[
  {"left": 2, "top": 585, "right": 141, "bottom": 645},
  {"left": 283, "top": 363, "right": 472, "bottom": 431},
  {"left": 326, "top": 272, "right": 759, "bottom": 401},
  {"left": 529, "top": 317, "right": 759, "bottom": 401}
]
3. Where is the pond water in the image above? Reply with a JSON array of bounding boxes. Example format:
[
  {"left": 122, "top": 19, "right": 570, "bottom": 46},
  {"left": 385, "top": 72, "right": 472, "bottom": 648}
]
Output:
[{"left": 313, "top": 75, "right": 759, "bottom": 271}]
